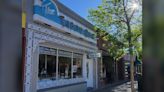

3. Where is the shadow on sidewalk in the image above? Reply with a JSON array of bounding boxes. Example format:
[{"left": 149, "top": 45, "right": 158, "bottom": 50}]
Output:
[{"left": 88, "top": 80, "right": 129, "bottom": 92}]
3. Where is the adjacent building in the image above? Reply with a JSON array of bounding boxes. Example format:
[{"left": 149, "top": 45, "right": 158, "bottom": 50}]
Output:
[
  {"left": 97, "top": 31, "right": 126, "bottom": 87},
  {"left": 24, "top": 0, "right": 99, "bottom": 92}
]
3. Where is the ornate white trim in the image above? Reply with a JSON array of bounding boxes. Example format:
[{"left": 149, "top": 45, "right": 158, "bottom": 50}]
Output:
[
  {"left": 24, "top": 30, "right": 34, "bottom": 92},
  {"left": 24, "top": 23, "right": 97, "bottom": 92},
  {"left": 28, "top": 23, "right": 97, "bottom": 52}
]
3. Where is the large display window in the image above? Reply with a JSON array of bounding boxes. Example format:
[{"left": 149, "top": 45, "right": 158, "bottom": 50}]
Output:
[
  {"left": 58, "top": 50, "right": 72, "bottom": 79},
  {"left": 73, "top": 53, "right": 83, "bottom": 78},
  {"left": 38, "top": 47, "right": 57, "bottom": 80},
  {"left": 38, "top": 46, "right": 83, "bottom": 81}
]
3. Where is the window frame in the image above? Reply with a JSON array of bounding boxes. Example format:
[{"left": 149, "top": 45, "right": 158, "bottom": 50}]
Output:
[{"left": 38, "top": 46, "right": 84, "bottom": 81}]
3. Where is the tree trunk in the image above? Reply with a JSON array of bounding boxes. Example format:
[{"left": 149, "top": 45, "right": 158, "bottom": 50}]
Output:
[{"left": 127, "top": 21, "right": 135, "bottom": 92}]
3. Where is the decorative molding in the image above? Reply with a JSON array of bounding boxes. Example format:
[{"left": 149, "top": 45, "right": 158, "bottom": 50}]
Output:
[
  {"left": 24, "top": 23, "right": 98, "bottom": 91},
  {"left": 28, "top": 23, "right": 97, "bottom": 52},
  {"left": 24, "top": 30, "right": 34, "bottom": 92}
]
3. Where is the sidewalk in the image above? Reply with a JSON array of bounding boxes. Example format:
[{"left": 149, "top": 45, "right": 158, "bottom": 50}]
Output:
[{"left": 91, "top": 80, "right": 138, "bottom": 92}]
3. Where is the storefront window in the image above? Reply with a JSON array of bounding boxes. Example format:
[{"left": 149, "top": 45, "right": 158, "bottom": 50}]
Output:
[
  {"left": 38, "top": 54, "right": 56, "bottom": 80},
  {"left": 38, "top": 47, "right": 84, "bottom": 81},
  {"left": 58, "top": 50, "right": 72, "bottom": 79},
  {"left": 47, "top": 55, "right": 56, "bottom": 79},
  {"left": 38, "top": 54, "right": 46, "bottom": 79},
  {"left": 38, "top": 47, "right": 57, "bottom": 80},
  {"left": 73, "top": 53, "right": 83, "bottom": 78}
]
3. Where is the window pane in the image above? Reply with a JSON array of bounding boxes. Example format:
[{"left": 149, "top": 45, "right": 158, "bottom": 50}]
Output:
[
  {"left": 46, "top": 55, "right": 56, "bottom": 80},
  {"left": 73, "top": 53, "right": 83, "bottom": 78},
  {"left": 86, "top": 62, "right": 89, "bottom": 79},
  {"left": 38, "top": 54, "right": 46, "bottom": 79},
  {"left": 38, "top": 46, "right": 57, "bottom": 80},
  {"left": 58, "top": 50, "right": 72, "bottom": 79}
]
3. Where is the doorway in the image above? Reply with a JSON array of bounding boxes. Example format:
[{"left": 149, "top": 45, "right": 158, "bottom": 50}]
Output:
[{"left": 86, "top": 59, "right": 94, "bottom": 88}]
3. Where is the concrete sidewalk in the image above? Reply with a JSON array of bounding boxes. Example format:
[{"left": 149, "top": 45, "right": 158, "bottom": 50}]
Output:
[{"left": 92, "top": 81, "right": 138, "bottom": 92}]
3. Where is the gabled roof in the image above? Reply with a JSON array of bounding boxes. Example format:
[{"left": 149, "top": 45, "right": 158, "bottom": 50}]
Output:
[{"left": 54, "top": 0, "right": 95, "bottom": 31}]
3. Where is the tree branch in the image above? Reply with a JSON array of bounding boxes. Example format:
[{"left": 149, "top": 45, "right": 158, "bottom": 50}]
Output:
[
  {"left": 129, "top": 9, "right": 136, "bottom": 22},
  {"left": 133, "top": 33, "right": 142, "bottom": 42},
  {"left": 122, "top": 0, "right": 129, "bottom": 23}
]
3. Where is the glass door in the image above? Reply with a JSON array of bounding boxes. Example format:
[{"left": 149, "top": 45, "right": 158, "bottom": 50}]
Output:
[{"left": 86, "top": 59, "right": 94, "bottom": 88}]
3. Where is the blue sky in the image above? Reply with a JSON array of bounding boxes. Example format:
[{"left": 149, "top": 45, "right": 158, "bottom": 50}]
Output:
[{"left": 59, "top": 0, "right": 101, "bottom": 21}]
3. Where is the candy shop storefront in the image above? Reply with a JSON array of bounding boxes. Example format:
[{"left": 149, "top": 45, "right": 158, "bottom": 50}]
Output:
[{"left": 24, "top": 0, "right": 98, "bottom": 92}]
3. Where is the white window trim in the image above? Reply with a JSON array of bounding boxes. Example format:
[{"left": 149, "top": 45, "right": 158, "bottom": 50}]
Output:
[
  {"left": 56, "top": 48, "right": 59, "bottom": 80},
  {"left": 37, "top": 47, "right": 85, "bottom": 90},
  {"left": 71, "top": 52, "right": 73, "bottom": 78}
]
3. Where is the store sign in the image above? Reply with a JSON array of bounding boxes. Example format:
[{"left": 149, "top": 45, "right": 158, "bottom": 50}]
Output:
[
  {"left": 96, "top": 52, "right": 101, "bottom": 58},
  {"left": 87, "top": 52, "right": 101, "bottom": 59},
  {"left": 33, "top": 0, "right": 95, "bottom": 40}
]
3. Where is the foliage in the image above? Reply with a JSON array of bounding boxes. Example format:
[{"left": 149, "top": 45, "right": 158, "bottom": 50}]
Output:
[{"left": 88, "top": 0, "right": 142, "bottom": 60}]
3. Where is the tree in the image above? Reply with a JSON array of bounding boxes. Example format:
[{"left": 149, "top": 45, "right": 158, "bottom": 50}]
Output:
[
  {"left": 88, "top": 0, "right": 142, "bottom": 91},
  {"left": 96, "top": 28, "right": 126, "bottom": 81}
]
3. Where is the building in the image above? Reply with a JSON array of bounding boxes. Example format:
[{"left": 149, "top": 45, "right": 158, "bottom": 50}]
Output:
[
  {"left": 97, "top": 31, "right": 126, "bottom": 87},
  {"left": 96, "top": 33, "right": 115, "bottom": 86},
  {"left": 24, "top": 0, "right": 98, "bottom": 92}
]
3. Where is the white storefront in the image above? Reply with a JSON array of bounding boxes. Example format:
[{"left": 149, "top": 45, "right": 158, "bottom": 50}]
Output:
[{"left": 24, "top": 0, "right": 98, "bottom": 92}]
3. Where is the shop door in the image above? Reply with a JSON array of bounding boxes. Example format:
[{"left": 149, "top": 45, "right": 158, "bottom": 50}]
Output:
[{"left": 86, "top": 59, "right": 94, "bottom": 88}]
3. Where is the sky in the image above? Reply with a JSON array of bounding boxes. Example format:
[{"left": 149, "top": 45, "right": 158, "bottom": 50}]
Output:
[{"left": 59, "top": 0, "right": 101, "bottom": 21}]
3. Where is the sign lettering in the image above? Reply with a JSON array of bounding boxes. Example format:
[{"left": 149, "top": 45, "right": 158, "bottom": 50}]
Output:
[{"left": 34, "top": 0, "right": 95, "bottom": 40}]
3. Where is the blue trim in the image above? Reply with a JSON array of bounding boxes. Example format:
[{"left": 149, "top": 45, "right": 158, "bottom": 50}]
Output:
[
  {"left": 33, "top": 0, "right": 95, "bottom": 40},
  {"left": 34, "top": 5, "right": 61, "bottom": 24}
]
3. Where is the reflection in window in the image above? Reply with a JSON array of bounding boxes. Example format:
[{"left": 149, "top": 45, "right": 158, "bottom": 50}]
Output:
[
  {"left": 38, "top": 47, "right": 84, "bottom": 81},
  {"left": 38, "top": 54, "right": 56, "bottom": 80},
  {"left": 47, "top": 55, "right": 56, "bottom": 79},
  {"left": 58, "top": 50, "right": 72, "bottom": 79},
  {"left": 73, "top": 53, "right": 83, "bottom": 78},
  {"left": 38, "top": 54, "right": 45, "bottom": 79},
  {"left": 38, "top": 47, "right": 57, "bottom": 80},
  {"left": 86, "top": 62, "right": 89, "bottom": 79}
]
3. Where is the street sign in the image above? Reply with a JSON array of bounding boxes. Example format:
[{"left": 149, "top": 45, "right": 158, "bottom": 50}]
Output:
[{"left": 123, "top": 54, "right": 136, "bottom": 61}]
